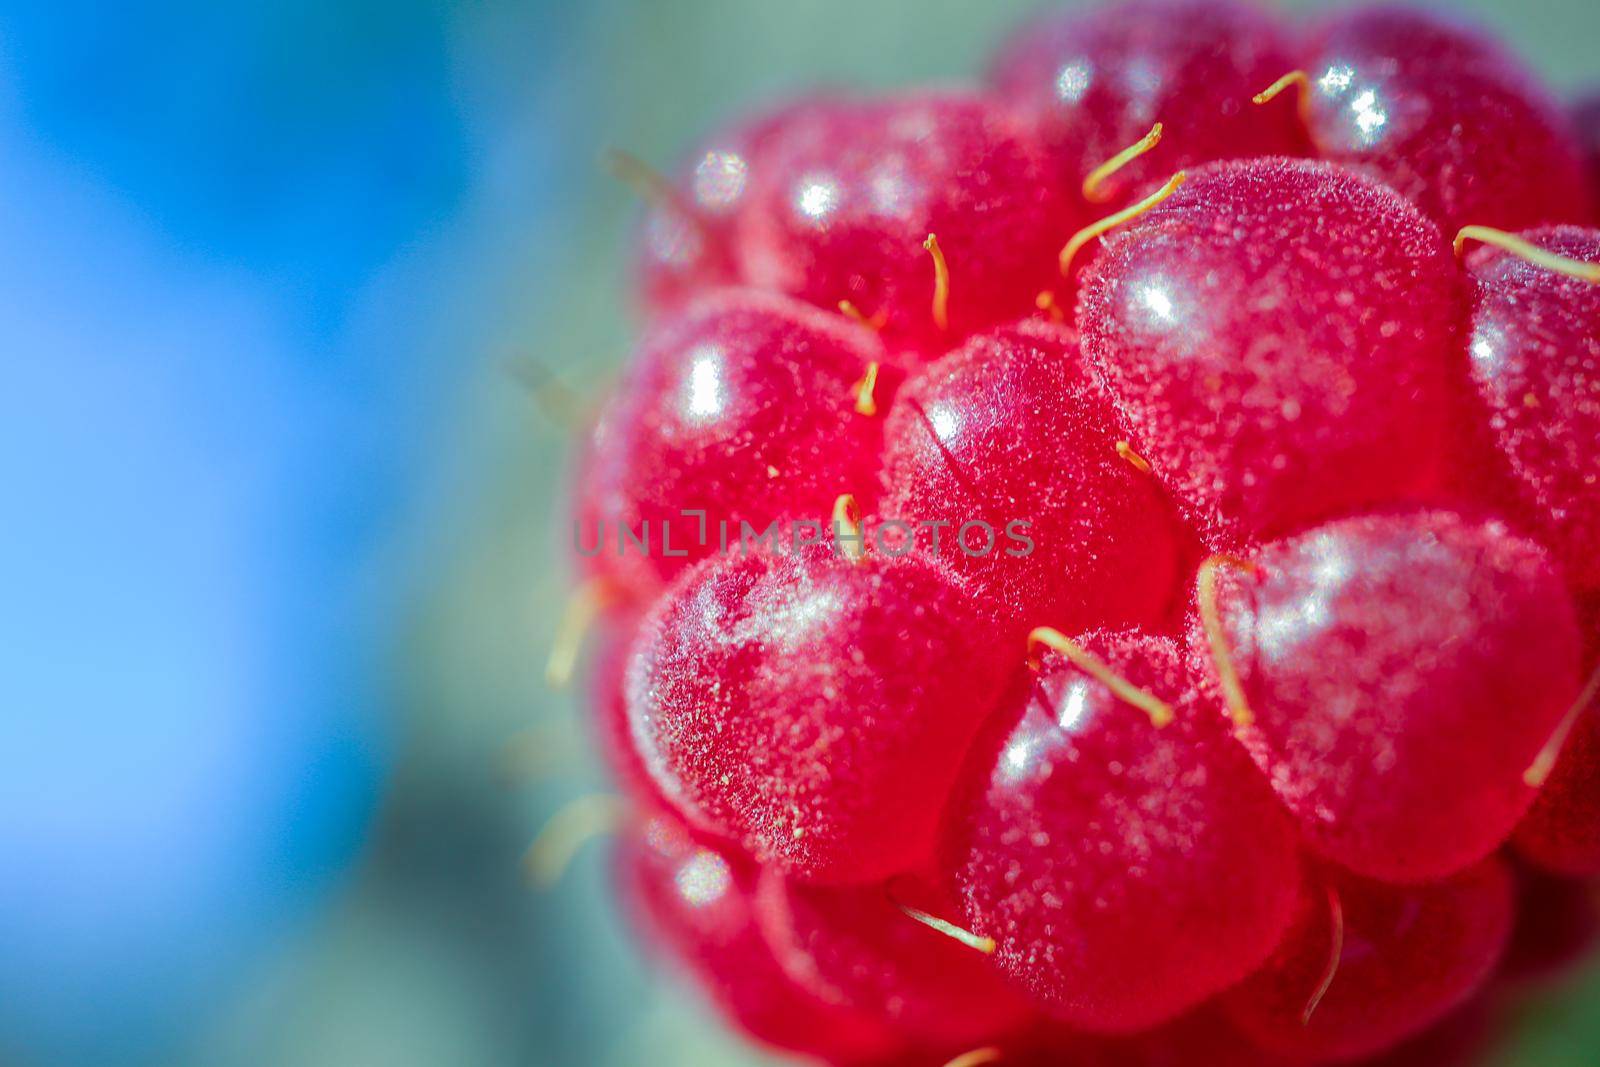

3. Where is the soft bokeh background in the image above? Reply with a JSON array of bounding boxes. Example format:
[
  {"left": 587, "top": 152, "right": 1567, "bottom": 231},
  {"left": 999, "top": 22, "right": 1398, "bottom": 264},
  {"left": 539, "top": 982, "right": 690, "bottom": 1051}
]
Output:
[{"left": 2, "top": 2, "right": 1598, "bottom": 1065}]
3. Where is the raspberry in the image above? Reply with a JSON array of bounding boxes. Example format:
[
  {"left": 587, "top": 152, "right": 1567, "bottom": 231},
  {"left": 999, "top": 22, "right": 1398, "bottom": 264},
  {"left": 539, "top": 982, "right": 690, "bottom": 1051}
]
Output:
[
  {"left": 989, "top": 0, "right": 1307, "bottom": 210},
  {"left": 625, "top": 542, "right": 1012, "bottom": 883},
  {"left": 1286, "top": 7, "right": 1594, "bottom": 234},
  {"left": 628, "top": 98, "right": 844, "bottom": 313},
  {"left": 879, "top": 320, "right": 1185, "bottom": 638},
  {"left": 559, "top": 3, "right": 1600, "bottom": 1062},
  {"left": 1462, "top": 225, "right": 1600, "bottom": 590},
  {"left": 733, "top": 91, "right": 1072, "bottom": 355},
  {"left": 576, "top": 289, "right": 888, "bottom": 603},
  {"left": 753, "top": 870, "right": 1032, "bottom": 1050},
  {"left": 943, "top": 631, "right": 1299, "bottom": 1032},
  {"left": 616, "top": 809, "right": 905, "bottom": 1063},
  {"left": 1221, "top": 858, "right": 1514, "bottom": 1061},
  {"left": 1078, "top": 158, "right": 1459, "bottom": 549},
  {"left": 1190, "top": 509, "right": 1582, "bottom": 881}
]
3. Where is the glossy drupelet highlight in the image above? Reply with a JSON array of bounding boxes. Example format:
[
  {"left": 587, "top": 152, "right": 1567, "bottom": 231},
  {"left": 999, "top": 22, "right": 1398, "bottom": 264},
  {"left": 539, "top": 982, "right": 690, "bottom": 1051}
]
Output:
[
  {"left": 577, "top": 289, "right": 888, "bottom": 602},
  {"left": 1191, "top": 510, "right": 1582, "bottom": 881},
  {"left": 1293, "top": 7, "right": 1594, "bottom": 234},
  {"left": 944, "top": 631, "right": 1300, "bottom": 1032},
  {"left": 733, "top": 92, "right": 1073, "bottom": 355},
  {"left": 1078, "top": 158, "right": 1459, "bottom": 549},
  {"left": 617, "top": 810, "right": 906, "bottom": 1063},
  {"left": 1464, "top": 225, "right": 1600, "bottom": 590},
  {"left": 989, "top": 0, "right": 1308, "bottom": 209},
  {"left": 879, "top": 320, "right": 1185, "bottom": 638},
  {"left": 626, "top": 544, "right": 1013, "bottom": 884}
]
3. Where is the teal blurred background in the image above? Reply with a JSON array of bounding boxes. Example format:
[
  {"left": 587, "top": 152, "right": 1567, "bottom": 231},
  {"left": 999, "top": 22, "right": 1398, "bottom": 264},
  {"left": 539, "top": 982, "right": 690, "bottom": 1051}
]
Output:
[{"left": 1, "top": 2, "right": 1597, "bottom": 1065}]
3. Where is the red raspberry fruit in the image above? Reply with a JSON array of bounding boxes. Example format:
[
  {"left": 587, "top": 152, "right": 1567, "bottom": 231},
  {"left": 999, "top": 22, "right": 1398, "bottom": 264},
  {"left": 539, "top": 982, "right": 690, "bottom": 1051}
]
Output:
[
  {"left": 753, "top": 870, "right": 1032, "bottom": 1050},
  {"left": 629, "top": 98, "right": 844, "bottom": 313},
  {"left": 1221, "top": 858, "right": 1514, "bottom": 1062},
  {"left": 576, "top": 289, "right": 887, "bottom": 604},
  {"left": 879, "top": 319, "right": 1185, "bottom": 638},
  {"left": 733, "top": 91, "right": 1072, "bottom": 356},
  {"left": 1462, "top": 225, "right": 1600, "bottom": 591},
  {"left": 1288, "top": 7, "right": 1594, "bottom": 235},
  {"left": 616, "top": 810, "right": 905, "bottom": 1063},
  {"left": 625, "top": 542, "right": 1012, "bottom": 883},
  {"left": 944, "top": 630, "right": 1299, "bottom": 1032},
  {"left": 1078, "top": 157, "right": 1459, "bottom": 549},
  {"left": 989, "top": 0, "right": 1307, "bottom": 210},
  {"left": 1191, "top": 509, "right": 1582, "bottom": 881}
]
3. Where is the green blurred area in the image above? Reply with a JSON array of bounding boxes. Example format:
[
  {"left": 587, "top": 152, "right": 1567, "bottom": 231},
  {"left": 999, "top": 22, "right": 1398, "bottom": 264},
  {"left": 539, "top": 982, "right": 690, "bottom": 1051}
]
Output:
[{"left": 219, "top": 2, "right": 1600, "bottom": 1064}]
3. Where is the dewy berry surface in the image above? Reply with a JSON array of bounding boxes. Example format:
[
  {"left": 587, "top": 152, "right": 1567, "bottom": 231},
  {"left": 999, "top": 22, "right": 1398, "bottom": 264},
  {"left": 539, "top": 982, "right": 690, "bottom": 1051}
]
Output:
[
  {"left": 880, "top": 320, "right": 1184, "bottom": 639},
  {"left": 1221, "top": 858, "right": 1514, "bottom": 1062},
  {"left": 625, "top": 543, "right": 1012, "bottom": 884},
  {"left": 989, "top": 0, "right": 1307, "bottom": 209},
  {"left": 1078, "top": 157, "right": 1459, "bottom": 549},
  {"left": 576, "top": 288, "right": 887, "bottom": 603},
  {"left": 733, "top": 91, "right": 1072, "bottom": 355},
  {"left": 944, "top": 631, "right": 1299, "bottom": 1033},
  {"left": 1464, "top": 225, "right": 1600, "bottom": 590},
  {"left": 633, "top": 97, "right": 846, "bottom": 313},
  {"left": 616, "top": 810, "right": 905, "bottom": 1063},
  {"left": 1295, "top": 7, "right": 1594, "bottom": 235},
  {"left": 1192, "top": 509, "right": 1582, "bottom": 882},
  {"left": 565, "top": 2, "right": 1600, "bottom": 1063}
]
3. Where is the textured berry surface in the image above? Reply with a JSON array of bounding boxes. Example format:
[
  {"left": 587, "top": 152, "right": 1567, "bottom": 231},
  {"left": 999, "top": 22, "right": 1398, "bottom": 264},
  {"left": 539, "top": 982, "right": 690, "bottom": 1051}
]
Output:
[
  {"left": 616, "top": 810, "right": 904, "bottom": 1062},
  {"left": 633, "top": 99, "right": 841, "bottom": 312},
  {"left": 571, "top": 3, "right": 1600, "bottom": 1062},
  {"left": 1078, "top": 158, "right": 1459, "bottom": 549},
  {"left": 1192, "top": 509, "right": 1581, "bottom": 881},
  {"left": 626, "top": 544, "right": 1012, "bottom": 883},
  {"left": 577, "top": 289, "right": 887, "bottom": 602},
  {"left": 989, "top": 0, "right": 1307, "bottom": 208},
  {"left": 753, "top": 869, "right": 1031, "bottom": 1049},
  {"left": 1464, "top": 225, "right": 1600, "bottom": 590},
  {"left": 880, "top": 320, "right": 1184, "bottom": 637},
  {"left": 1296, "top": 7, "right": 1594, "bottom": 235},
  {"left": 1222, "top": 858, "right": 1513, "bottom": 1061},
  {"left": 945, "top": 631, "right": 1299, "bottom": 1032},
  {"left": 734, "top": 91, "right": 1071, "bottom": 355}
]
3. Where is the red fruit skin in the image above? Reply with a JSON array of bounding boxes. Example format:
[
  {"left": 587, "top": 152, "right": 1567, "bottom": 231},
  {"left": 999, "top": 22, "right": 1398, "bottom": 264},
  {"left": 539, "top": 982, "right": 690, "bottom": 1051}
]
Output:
[
  {"left": 633, "top": 98, "right": 844, "bottom": 312},
  {"left": 988, "top": 0, "right": 1307, "bottom": 209},
  {"left": 1222, "top": 858, "right": 1514, "bottom": 1063},
  {"left": 1191, "top": 510, "right": 1582, "bottom": 882},
  {"left": 576, "top": 289, "right": 888, "bottom": 604},
  {"left": 627, "top": 544, "right": 1013, "bottom": 884},
  {"left": 1464, "top": 225, "right": 1600, "bottom": 591},
  {"left": 734, "top": 91, "right": 1073, "bottom": 356},
  {"left": 753, "top": 869, "right": 1033, "bottom": 1049},
  {"left": 1513, "top": 704, "right": 1600, "bottom": 877},
  {"left": 1297, "top": 7, "right": 1594, "bottom": 235},
  {"left": 879, "top": 320, "right": 1184, "bottom": 639},
  {"left": 1512, "top": 593, "right": 1600, "bottom": 876},
  {"left": 1077, "top": 157, "right": 1459, "bottom": 550},
  {"left": 616, "top": 810, "right": 905, "bottom": 1064},
  {"left": 585, "top": 614, "right": 670, "bottom": 808},
  {"left": 944, "top": 631, "right": 1300, "bottom": 1033}
]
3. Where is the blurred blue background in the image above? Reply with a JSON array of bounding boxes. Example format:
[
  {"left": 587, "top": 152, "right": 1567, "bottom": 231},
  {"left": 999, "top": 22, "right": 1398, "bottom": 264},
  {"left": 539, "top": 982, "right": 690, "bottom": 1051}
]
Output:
[{"left": 1, "top": 2, "right": 1598, "bottom": 1065}]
